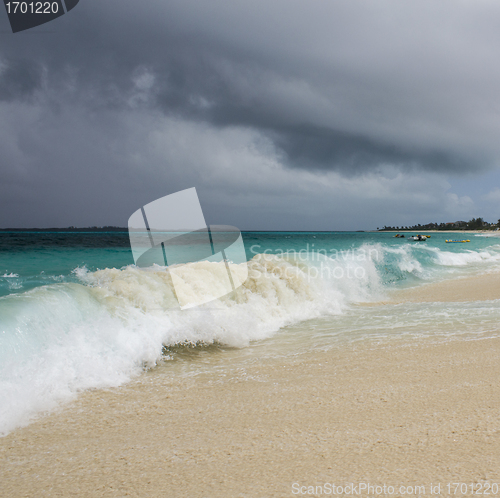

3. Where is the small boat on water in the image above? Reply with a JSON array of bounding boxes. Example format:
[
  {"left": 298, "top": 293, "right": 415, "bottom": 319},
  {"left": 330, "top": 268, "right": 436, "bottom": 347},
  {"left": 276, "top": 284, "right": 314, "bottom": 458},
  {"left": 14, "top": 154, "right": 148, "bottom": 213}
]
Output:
[
  {"left": 409, "top": 235, "right": 428, "bottom": 241},
  {"left": 445, "top": 239, "right": 470, "bottom": 243}
]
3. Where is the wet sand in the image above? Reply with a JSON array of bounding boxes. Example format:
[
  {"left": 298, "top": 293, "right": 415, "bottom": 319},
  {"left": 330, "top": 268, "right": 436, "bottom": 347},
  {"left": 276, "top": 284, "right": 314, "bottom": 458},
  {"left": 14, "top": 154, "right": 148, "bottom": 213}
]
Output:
[{"left": 2, "top": 274, "right": 500, "bottom": 497}]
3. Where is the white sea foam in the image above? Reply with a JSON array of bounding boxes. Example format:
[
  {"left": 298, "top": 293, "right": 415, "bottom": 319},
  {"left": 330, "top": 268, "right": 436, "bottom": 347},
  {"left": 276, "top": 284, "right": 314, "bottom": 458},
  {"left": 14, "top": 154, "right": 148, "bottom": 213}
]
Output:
[
  {"left": 1, "top": 253, "right": 372, "bottom": 435},
  {"left": 1, "top": 273, "right": 19, "bottom": 278},
  {"left": 431, "top": 247, "right": 500, "bottom": 266}
]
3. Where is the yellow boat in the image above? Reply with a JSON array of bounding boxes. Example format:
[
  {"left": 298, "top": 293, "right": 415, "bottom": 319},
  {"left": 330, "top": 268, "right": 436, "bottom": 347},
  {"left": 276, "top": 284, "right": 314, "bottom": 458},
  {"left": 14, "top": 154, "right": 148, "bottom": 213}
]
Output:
[{"left": 445, "top": 240, "right": 470, "bottom": 243}]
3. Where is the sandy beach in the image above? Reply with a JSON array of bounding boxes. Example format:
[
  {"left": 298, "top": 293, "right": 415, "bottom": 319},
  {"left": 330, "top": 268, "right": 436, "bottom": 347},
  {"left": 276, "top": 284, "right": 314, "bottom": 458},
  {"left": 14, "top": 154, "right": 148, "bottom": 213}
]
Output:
[{"left": 2, "top": 273, "right": 500, "bottom": 497}]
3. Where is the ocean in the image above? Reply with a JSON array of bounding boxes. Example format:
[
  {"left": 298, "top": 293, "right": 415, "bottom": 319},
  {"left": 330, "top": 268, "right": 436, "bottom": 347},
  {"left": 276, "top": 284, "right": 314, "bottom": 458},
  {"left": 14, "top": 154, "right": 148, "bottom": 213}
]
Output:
[{"left": 1, "top": 230, "right": 500, "bottom": 436}]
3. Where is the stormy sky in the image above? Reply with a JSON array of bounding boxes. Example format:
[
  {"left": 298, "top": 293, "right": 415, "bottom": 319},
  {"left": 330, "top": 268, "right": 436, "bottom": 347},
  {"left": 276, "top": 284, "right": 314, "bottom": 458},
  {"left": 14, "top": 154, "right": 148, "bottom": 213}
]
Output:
[{"left": 1, "top": 0, "right": 500, "bottom": 230}]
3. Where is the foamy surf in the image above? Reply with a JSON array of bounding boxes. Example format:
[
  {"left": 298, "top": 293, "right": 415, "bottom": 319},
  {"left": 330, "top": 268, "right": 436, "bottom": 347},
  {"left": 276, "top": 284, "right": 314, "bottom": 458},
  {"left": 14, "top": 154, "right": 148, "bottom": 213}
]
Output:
[
  {"left": 0, "top": 253, "right": 362, "bottom": 435},
  {"left": 1, "top": 235, "right": 500, "bottom": 436}
]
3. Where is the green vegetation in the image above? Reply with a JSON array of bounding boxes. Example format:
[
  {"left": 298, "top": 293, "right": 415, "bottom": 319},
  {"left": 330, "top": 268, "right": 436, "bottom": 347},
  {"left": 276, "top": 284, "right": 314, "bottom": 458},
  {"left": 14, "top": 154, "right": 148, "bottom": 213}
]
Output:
[{"left": 378, "top": 217, "right": 500, "bottom": 231}]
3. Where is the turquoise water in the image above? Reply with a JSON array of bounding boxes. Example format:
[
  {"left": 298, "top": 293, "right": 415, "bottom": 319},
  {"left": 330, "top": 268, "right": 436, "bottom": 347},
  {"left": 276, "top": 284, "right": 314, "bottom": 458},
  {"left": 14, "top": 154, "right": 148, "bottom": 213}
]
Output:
[
  {"left": 1, "top": 230, "right": 500, "bottom": 435},
  {"left": 2, "top": 231, "right": 499, "bottom": 296}
]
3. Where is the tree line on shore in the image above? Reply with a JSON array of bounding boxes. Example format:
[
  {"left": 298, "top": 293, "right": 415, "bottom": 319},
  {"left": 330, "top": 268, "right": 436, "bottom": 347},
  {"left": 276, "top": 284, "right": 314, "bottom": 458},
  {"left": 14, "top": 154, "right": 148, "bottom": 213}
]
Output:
[{"left": 378, "top": 217, "right": 500, "bottom": 231}]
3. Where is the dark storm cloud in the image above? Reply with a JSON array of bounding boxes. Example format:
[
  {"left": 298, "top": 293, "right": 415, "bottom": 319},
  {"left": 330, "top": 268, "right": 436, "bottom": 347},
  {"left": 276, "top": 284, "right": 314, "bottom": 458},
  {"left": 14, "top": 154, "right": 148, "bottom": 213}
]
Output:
[
  {"left": 1, "top": 0, "right": 500, "bottom": 227},
  {"left": 0, "top": 59, "right": 43, "bottom": 102},
  {"left": 2, "top": 0, "right": 499, "bottom": 175},
  {"left": 244, "top": 123, "right": 473, "bottom": 174}
]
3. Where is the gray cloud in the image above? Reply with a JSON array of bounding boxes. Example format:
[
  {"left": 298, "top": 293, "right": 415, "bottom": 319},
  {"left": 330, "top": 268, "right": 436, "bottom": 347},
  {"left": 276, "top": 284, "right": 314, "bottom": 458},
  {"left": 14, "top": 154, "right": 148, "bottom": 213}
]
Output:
[
  {"left": 0, "top": 58, "right": 43, "bottom": 101},
  {"left": 1, "top": 0, "right": 500, "bottom": 227}
]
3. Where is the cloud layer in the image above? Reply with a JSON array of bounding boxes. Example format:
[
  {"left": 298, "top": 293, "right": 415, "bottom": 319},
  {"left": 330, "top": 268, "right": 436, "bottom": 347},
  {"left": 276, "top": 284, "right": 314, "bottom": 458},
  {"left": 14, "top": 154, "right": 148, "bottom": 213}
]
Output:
[{"left": 1, "top": 0, "right": 500, "bottom": 228}]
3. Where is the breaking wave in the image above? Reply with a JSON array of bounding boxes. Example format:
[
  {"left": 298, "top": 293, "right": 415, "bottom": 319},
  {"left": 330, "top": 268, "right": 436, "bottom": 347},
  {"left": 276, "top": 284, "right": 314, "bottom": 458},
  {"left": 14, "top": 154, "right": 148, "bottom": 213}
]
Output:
[{"left": 1, "top": 242, "right": 500, "bottom": 435}]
